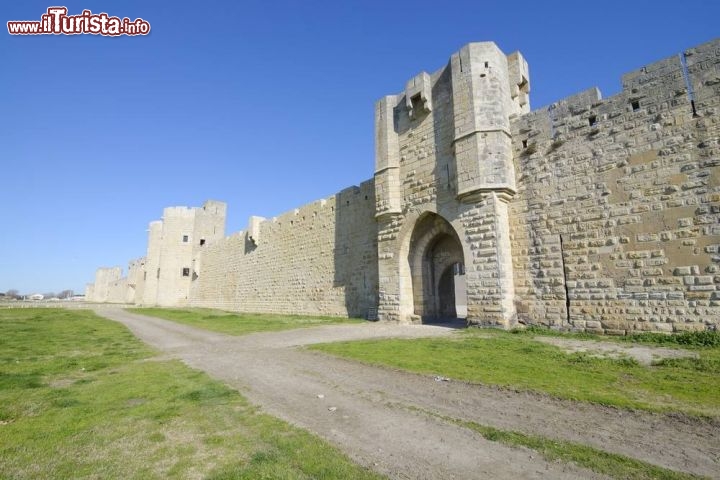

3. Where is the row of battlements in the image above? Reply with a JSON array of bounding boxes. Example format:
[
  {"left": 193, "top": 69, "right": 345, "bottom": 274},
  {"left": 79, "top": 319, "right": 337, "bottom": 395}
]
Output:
[
  {"left": 242, "top": 179, "right": 376, "bottom": 246},
  {"left": 512, "top": 38, "right": 719, "bottom": 150},
  {"left": 161, "top": 200, "right": 227, "bottom": 219},
  {"left": 372, "top": 38, "right": 717, "bottom": 205}
]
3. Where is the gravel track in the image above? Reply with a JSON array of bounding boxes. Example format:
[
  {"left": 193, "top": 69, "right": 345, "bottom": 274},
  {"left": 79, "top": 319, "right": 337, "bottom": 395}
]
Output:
[{"left": 95, "top": 307, "right": 720, "bottom": 479}]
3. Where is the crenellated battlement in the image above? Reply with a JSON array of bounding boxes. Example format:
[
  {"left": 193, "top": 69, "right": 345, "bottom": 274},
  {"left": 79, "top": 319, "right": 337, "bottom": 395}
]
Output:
[
  {"left": 87, "top": 37, "right": 720, "bottom": 332},
  {"left": 508, "top": 37, "right": 720, "bottom": 331},
  {"left": 513, "top": 38, "right": 720, "bottom": 157}
]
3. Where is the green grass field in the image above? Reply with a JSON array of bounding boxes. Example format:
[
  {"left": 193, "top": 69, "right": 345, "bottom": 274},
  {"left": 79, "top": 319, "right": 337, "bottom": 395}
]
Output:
[
  {"left": 406, "top": 408, "right": 701, "bottom": 480},
  {"left": 311, "top": 328, "right": 720, "bottom": 418},
  {"left": 57, "top": 307, "right": 716, "bottom": 479},
  {"left": 128, "top": 308, "right": 363, "bottom": 336},
  {"left": 0, "top": 308, "right": 382, "bottom": 479}
]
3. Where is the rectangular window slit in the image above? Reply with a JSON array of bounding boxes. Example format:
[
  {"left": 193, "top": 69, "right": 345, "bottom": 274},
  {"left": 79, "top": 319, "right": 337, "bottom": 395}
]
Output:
[
  {"left": 631, "top": 100, "right": 640, "bottom": 111},
  {"left": 588, "top": 115, "right": 597, "bottom": 126},
  {"left": 410, "top": 93, "right": 422, "bottom": 112},
  {"left": 522, "top": 139, "right": 528, "bottom": 148},
  {"left": 182, "top": 235, "right": 189, "bottom": 243},
  {"left": 182, "top": 268, "right": 190, "bottom": 277}
]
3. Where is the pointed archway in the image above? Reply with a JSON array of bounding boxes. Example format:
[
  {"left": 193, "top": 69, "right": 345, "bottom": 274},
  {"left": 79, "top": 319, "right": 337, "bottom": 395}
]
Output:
[{"left": 406, "top": 213, "right": 466, "bottom": 322}]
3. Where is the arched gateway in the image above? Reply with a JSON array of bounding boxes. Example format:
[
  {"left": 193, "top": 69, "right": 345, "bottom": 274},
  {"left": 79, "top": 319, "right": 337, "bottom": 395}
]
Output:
[
  {"left": 407, "top": 213, "right": 466, "bottom": 321},
  {"left": 373, "top": 42, "right": 527, "bottom": 326},
  {"left": 86, "top": 39, "right": 720, "bottom": 334}
]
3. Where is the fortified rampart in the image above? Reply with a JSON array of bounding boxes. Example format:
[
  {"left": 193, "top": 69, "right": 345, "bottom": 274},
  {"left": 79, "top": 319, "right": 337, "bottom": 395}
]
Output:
[
  {"left": 189, "top": 182, "right": 378, "bottom": 316},
  {"left": 85, "top": 266, "right": 122, "bottom": 303},
  {"left": 508, "top": 39, "right": 720, "bottom": 332},
  {"left": 87, "top": 38, "right": 720, "bottom": 333},
  {"left": 87, "top": 201, "right": 226, "bottom": 306}
]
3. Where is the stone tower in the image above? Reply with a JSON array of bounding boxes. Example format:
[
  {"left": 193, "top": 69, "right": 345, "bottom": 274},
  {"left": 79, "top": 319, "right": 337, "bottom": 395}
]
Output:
[
  {"left": 87, "top": 38, "right": 720, "bottom": 333},
  {"left": 374, "top": 41, "right": 529, "bottom": 326},
  {"left": 141, "top": 200, "right": 227, "bottom": 306}
]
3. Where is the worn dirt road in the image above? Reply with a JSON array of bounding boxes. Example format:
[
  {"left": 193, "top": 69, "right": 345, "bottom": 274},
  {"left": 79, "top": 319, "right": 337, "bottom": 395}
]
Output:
[{"left": 95, "top": 307, "right": 720, "bottom": 479}]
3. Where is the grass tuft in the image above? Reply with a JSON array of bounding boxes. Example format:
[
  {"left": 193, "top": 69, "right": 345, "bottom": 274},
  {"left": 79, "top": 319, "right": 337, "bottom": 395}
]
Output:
[
  {"left": 128, "top": 307, "right": 364, "bottom": 336},
  {"left": 456, "top": 418, "right": 702, "bottom": 480},
  {"left": 311, "top": 331, "right": 720, "bottom": 417},
  {"left": 510, "top": 325, "right": 720, "bottom": 348},
  {"left": 621, "top": 330, "right": 720, "bottom": 348}
]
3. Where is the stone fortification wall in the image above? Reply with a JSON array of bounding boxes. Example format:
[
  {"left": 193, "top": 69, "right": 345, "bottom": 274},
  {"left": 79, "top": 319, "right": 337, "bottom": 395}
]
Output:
[
  {"left": 106, "top": 277, "right": 128, "bottom": 303},
  {"left": 85, "top": 38, "right": 719, "bottom": 332},
  {"left": 126, "top": 257, "right": 146, "bottom": 304},
  {"left": 509, "top": 38, "right": 720, "bottom": 333},
  {"left": 141, "top": 221, "right": 163, "bottom": 305},
  {"left": 189, "top": 181, "right": 378, "bottom": 318},
  {"left": 86, "top": 266, "right": 122, "bottom": 303}
]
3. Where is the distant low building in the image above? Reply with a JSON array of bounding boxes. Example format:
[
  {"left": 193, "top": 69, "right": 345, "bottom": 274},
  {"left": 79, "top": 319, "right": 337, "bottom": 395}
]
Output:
[{"left": 29, "top": 293, "right": 44, "bottom": 301}]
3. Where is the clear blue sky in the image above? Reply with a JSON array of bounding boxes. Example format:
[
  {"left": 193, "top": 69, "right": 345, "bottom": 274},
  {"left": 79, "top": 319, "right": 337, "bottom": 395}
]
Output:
[{"left": 2, "top": 1, "right": 718, "bottom": 295}]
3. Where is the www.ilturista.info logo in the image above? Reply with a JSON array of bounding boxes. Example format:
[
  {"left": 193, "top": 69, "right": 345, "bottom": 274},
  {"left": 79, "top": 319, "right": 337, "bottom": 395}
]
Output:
[{"left": 7, "top": 7, "right": 151, "bottom": 36}]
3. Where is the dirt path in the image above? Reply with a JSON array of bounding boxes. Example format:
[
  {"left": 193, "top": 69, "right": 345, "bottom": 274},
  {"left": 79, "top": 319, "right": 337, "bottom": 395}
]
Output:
[{"left": 94, "top": 307, "right": 720, "bottom": 479}]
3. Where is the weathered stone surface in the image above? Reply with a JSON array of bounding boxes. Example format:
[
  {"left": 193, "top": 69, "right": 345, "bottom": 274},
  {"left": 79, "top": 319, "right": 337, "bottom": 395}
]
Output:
[{"left": 87, "top": 38, "right": 720, "bottom": 332}]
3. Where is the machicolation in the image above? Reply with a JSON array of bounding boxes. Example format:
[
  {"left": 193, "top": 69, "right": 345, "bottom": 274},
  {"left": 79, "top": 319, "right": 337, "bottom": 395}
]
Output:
[{"left": 87, "top": 38, "right": 720, "bottom": 334}]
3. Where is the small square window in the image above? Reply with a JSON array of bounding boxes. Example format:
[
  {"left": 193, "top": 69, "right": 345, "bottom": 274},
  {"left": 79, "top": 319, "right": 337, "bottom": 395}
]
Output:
[
  {"left": 182, "top": 235, "right": 189, "bottom": 243},
  {"left": 200, "top": 238, "right": 206, "bottom": 246},
  {"left": 631, "top": 100, "right": 640, "bottom": 112},
  {"left": 182, "top": 268, "right": 190, "bottom": 277},
  {"left": 588, "top": 115, "right": 597, "bottom": 126}
]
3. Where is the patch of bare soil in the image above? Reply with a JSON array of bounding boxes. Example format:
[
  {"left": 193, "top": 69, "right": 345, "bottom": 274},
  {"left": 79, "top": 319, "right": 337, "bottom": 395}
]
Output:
[
  {"left": 47, "top": 378, "right": 77, "bottom": 388},
  {"left": 533, "top": 336, "right": 700, "bottom": 365},
  {"left": 95, "top": 307, "right": 720, "bottom": 479}
]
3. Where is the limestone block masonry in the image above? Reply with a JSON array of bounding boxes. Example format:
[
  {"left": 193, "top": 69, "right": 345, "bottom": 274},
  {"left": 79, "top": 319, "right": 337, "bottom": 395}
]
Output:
[
  {"left": 189, "top": 184, "right": 378, "bottom": 317},
  {"left": 85, "top": 266, "right": 121, "bottom": 303},
  {"left": 87, "top": 38, "right": 720, "bottom": 333}
]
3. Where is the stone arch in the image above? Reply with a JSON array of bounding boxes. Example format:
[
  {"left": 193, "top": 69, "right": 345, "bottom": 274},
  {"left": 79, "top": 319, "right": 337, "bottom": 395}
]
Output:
[{"left": 400, "top": 212, "right": 466, "bottom": 322}]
